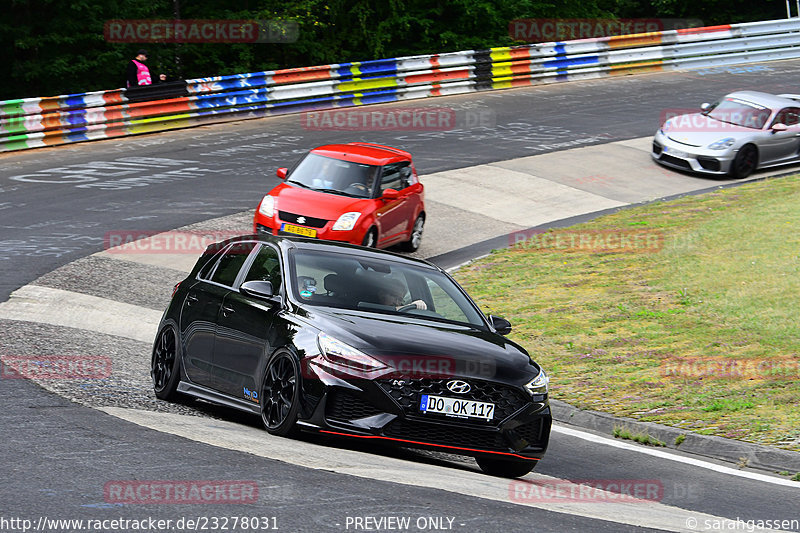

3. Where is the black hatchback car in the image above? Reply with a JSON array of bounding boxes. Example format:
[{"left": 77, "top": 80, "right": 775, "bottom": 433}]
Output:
[{"left": 152, "top": 235, "right": 551, "bottom": 477}]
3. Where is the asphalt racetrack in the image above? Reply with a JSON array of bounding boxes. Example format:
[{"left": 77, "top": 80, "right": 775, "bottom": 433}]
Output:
[{"left": 2, "top": 59, "right": 800, "bottom": 532}]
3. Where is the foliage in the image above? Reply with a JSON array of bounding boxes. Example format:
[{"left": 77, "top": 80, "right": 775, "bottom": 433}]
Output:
[{"left": 0, "top": 0, "right": 788, "bottom": 100}]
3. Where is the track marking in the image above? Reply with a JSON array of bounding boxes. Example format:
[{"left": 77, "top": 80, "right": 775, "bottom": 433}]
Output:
[{"left": 553, "top": 424, "right": 800, "bottom": 488}]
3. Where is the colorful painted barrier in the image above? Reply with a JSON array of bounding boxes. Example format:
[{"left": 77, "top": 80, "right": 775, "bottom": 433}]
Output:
[{"left": 2, "top": 17, "right": 800, "bottom": 152}]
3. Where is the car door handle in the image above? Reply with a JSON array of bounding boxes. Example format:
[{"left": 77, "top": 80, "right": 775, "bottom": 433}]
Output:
[
  {"left": 222, "top": 305, "right": 235, "bottom": 316},
  {"left": 186, "top": 294, "right": 198, "bottom": 305}
]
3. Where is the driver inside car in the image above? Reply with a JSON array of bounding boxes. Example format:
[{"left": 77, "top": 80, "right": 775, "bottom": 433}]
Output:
[{"left": 377, "top": 278, "right": 427, "bottom": 311}]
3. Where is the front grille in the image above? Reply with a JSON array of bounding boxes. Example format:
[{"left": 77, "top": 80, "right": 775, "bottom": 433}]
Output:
[
  {"left": 652, "top": 141, "right": 662, "bottom": 155},
  {"left": 278, "top": 211, "right": 328, "bottom": 228},
  {"left": 377, "top": 378, "right": 530, "bottom": 424},
  {"left": 513, "top": 420, "right": 543, "bottom": 446},
  {"left": 697, "top": 156, "right": 721, "bottom": 171},
  {"left": 384, "top": 419, "right": 506, "bottom": 451},
  {"left": 659, "top": 154, "right": 692, "bottom": 170},
  {"left": 325, "top": 390, "right": 383, "bottom": 422}
]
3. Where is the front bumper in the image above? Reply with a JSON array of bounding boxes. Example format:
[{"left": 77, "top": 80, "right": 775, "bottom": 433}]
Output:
[
  {"left": 300, "top": 372, "right": 551, "bottom": 461},
  {"left": 255, "top": 220, "right": 364, "bottom": 246},
  {"left": 651, "top": 130, "right": 735, "bottom": 176}
]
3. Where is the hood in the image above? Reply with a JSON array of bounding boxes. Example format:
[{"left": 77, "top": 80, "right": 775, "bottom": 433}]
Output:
[
  {"left": 271, "top": 183, "right": 372, "bottom": 221},
  {"left": 304, "top": 306, "right": 541, "bottom": 385},
  {"left": 663, "top": 113, "right": 760, "bottom": 147}
]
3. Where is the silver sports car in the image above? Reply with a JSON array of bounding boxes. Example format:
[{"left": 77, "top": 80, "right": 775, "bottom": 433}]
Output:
[{"left": 652, "top": 91, "right": 800, "bottom": 178}]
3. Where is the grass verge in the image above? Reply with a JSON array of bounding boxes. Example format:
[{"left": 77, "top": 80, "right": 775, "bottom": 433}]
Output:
[{"left": 454, "top": 174, "right": 800, "bottom": 451}]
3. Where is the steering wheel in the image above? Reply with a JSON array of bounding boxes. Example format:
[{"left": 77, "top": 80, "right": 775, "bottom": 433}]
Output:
[
  {"left": 346, "top": 182, "right": 368, "bottom": 193},
  {"left": 397, "top": 303, "right": 417, "bottom": 312}
]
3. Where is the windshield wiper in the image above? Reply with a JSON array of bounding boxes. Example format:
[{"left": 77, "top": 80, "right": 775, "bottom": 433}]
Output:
[
  {"left": 286, "top": 180, "right": 311, "bottom": 189},
  {"left": 314, "top": 188, "right": 361, "bottom": 197}
]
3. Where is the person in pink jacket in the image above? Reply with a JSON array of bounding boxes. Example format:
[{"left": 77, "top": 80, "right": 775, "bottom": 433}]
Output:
[{"left": 126, "top": 49, "right": 166, "bottom": 87}]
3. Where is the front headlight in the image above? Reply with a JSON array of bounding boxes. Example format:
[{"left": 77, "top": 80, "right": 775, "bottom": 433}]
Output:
[
  {"left": 708, "top": 138, "right": 735, "bottom": 150},
  {"left": 524, "top": 368, "right": 549, "bottom": 397},
  {"left": 258, "top": 195, "right": 275, "bottom": 217},
  {"left": 317, "top": 332, "right": 386, "bottom": 372},
  {"left": 332, "top": 212, "right": 361, "bottom": 231}
]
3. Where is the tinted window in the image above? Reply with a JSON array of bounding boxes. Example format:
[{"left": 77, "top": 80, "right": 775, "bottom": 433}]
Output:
[
  {"left": 380, "top": 162, "right": 411, "bottom": 192},
  {"left": 209, "top": 242, "right": 256, "bottom": 287},
  {"left": 772, "top": 107, "right": 800, "bottom": 127},
  {"left": 198, "top": 249, "right": 225, "bottom": 280},
  {"left": 243, "top": 245, "right": 283, "bottom": 292}
]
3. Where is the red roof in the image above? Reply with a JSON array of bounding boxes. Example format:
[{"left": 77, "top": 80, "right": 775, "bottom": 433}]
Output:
[{"left": 310, "top": 143, "right": 412, "bottom": 165}]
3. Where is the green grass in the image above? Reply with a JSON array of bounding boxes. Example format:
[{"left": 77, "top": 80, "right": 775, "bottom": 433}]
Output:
[
  {"left": 613, "top": 426, "right": 666, "bottom": 447},
  {"left": 455, "top": 174, "right": 800, "bottom": 450}
]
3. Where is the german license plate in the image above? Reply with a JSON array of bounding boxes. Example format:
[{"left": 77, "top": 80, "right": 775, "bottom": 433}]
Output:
[
  {"left": 420, "top": 394, "right": 495, "bottom": 421},
  {"left": 282, "top": 224, "right": 317, "bottom": 238}
]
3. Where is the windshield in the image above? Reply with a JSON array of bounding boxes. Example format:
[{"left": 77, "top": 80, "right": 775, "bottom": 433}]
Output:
[
  {"left": 289, "top": 249, "right": 487, "bottom": 328},
  {"left": 706, "top": 98, "right": 771, "bottom": 130},
  {"left": 286, "top": 153, "right": 379, "bottom": 198}
]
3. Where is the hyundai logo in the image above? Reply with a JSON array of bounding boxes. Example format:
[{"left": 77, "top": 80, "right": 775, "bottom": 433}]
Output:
[
  {"left": 296, "top": 216, "right": 306, "bottom": 224},
  {"left": 446, "top": 380, "right": 471, "bottom": 394}
]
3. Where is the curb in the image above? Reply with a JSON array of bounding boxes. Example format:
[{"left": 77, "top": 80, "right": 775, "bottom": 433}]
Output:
[{"left": 551, "top": 399, "right": 800, "bottom": 475}]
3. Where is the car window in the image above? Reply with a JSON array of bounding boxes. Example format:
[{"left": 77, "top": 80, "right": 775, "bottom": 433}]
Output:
[
  {"left": 290, "top": 249, "right": 485, "bottom": 327},
  {"left": 286, "top": 153, "right": 379, "bottom": 198},
  {"left": 208, "top": 242, "right": 256, "bottom": 287},
  {"left": 772, "top": 107, "right": 800, "bottom": 127},
  {"left": 424, "top": 278, "right": 471, "bottom": 323},
  {"left": 243, "top": 245, "right": 283, "bottom": 292},
  {"left": 707, "top": 98, "right": 771, "bottom": 129},
  {"left": 197, "top": 248, "right": 226, "bottom": 280},
  {"left": 380, "top": 162, "right": 411, "bottom": 193}
]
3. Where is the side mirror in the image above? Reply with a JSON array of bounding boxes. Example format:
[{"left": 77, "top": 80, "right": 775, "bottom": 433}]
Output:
[
  {"left": 240, "top": 280, "right": 275, "bottom": 300},
  {"left": 488, "top": 315, "right": 512, "bottom": 335},
  {"left": 771, "top": 123, "right": 788, "bottom": 132},
  {"left": 276, "top": 168, "right": 288, "bottom": 180},
  {"left": 382, "top": 188, "right": 400, "bottom": 200},
  {"left": 700, "top": 102, "right": 711, "bottom": 113}
]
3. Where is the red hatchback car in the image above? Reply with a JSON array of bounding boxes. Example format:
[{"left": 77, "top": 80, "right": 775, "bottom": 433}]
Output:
[{"left": 253, "top": 143, "right": 425, "bottom": 251}]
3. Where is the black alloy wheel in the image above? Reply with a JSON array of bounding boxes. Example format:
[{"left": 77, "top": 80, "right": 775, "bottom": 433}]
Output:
[
  {"left": 261, "top": 351, "right": 301, "bottom": 436},
  {"left": 730, "top": 144, "right": 757, "bottom": 179},
  {"left": 152, "top": 325, "right": 180, "bottom": 401}
]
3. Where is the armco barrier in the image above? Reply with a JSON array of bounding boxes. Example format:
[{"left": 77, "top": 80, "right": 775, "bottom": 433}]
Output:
[{"left": 2, "top": 18, "right": 800, "bottom": 153}]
